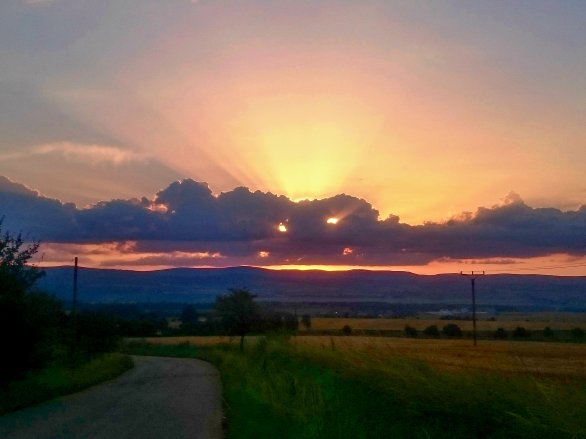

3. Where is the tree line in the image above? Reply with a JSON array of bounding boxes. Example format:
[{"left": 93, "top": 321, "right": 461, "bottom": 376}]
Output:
[{"left": 0, "top": 223, "right": 306, "bottom": 383}]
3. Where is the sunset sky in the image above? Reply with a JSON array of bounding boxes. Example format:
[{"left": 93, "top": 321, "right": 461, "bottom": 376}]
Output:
[{"left": 1, "top": 1, "right": 585, "bottom": 274}]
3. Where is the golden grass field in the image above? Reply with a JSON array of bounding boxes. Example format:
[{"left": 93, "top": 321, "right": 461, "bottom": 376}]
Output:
[
  {"left": 306, "top": 315, "right": 586, "bottom": 332},
  {"left": 134, "top": 334, "right": 586, "bottom": 378},
  {"left": 128, "top": 336, "right": 245, "bottom": 346},
  {"left": 292, "top": 336, "right": 586, "bottom": 378}
]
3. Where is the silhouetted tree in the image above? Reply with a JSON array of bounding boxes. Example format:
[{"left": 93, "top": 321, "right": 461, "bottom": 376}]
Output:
[
  {"left": 571, "top": 327, "right": 585, "bottom": 340},
  {"left": 0, "top": 223, "right": 44, "bottom": 291},
  {"left": 283, "top": 312, "right": 298, "bottom": 331},
  {"left": 404, "top": 325, "right": 418, "bottom": 337},
  {"left": 341, "top": 325, "right": 352, "bottom": 336},
  {"left": 423, "top": 325, "right": 440, "bottom": 337},
  {"left": 256, "top": 309, "right": 299, "bottom": 333},
  {"left": 215, "top": 288, "right": 260, "bottom": 351},
  {"left": 301, "top": 314, "right": 312, "bottom": 330},
  {"left": 75, "top": 312, "right": 120, "bottom": 358},
  {"left": 442, "top": 323, "right": 463, "bottom": 337},
  {"left": 0, "top": 222, "right": 64, "bottom": 381},
  {"left": 181, "top": 305, "right": 199, "bottom": 325},
  {"left": 494, "top": 328, "right": 508, "bottom": 339},
  {"left": 512, "top": 326, "right": 530, "bottom": 339},
  {"left": 179, "top": 304, "right": 199, "bottom": 334}
]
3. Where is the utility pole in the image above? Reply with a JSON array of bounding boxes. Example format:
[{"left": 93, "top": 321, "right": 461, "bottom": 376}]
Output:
[
  {"left": 460, "top": 271, "right": 485, "bottom": 346},
  {"left": 72, "top": 257, "right": 79, "bottom": 354},
  {"left": 72, "top": 256, "right": 78, "bottom": 318}
]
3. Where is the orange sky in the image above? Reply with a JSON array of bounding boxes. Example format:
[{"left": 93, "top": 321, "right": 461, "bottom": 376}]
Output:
[{"left": 2, "top": 1, "right": 586, "bottom": 274}]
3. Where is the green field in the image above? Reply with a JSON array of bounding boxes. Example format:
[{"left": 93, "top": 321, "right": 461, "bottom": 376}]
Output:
[{"left": 124, "top": 336, "right": 586, "bottom": 438}]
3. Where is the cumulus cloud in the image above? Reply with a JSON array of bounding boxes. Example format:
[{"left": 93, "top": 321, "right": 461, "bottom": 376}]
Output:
[{"left": 1, "top": 176, "right": 585, "bottom": 266}]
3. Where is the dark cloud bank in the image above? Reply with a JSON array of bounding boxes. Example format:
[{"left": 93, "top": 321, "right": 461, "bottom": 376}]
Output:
[{"left": 1, "top": 175, "right": 585, "bottom": 266}]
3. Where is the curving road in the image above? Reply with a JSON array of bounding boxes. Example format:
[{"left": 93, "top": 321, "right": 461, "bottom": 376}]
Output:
[{"left": 0, "top": 356, "right": 223, "bottom": 439}]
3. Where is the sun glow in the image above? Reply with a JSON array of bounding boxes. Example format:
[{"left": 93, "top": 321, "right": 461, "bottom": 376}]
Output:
[
  {"left": 326, "top": 217, "right": 339, "bottom": 225},
  {"left": 278, "top": 222, "right": 288, "bottom": 233}
]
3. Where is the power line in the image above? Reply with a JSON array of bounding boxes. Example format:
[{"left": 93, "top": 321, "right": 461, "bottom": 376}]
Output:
[{"left": 482, "top": 262, "right": 586, "bottom": 274}]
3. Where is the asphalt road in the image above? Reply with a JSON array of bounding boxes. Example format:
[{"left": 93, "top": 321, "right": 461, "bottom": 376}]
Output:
[{"left": 0, "top": 356, "right": 223, "bottom": 439}]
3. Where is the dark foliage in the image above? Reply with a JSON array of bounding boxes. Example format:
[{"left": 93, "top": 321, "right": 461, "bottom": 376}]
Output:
[
  {"left": 341, "top": 325, "right": 352, "bottom": 336},
  {"left": 181, "top": 305, "right": 199, "bottom": 325},
  {"left": 74, "top": 312, "right": 121, "bottom": 357},
  {"left": 215, "top": 288, "right": 260, "bottom": 350},
  {"left": 404, "top": 325, "right": 418, "bottom": 337},
  {"left": 423, "top": 325, "right": 440, "bottom": 337},
  {"left": 571, "top": 327, "right": 585, "bottom": 340},
  {"left": 442, "top": 323, "right": 463, "bottom": 337},
  {"left": 494, "top": 328, "right": 508, "bottom": 339},
  {"left": 512, "top": 327, "right": 531, "bottom": 339},
  {"left": 259, "top": 310, "right": 299, "bottom": 332},
  {"left": 1, "top": 289, "right": 64, "bottom": 381},
  {"left": 301, "top": 314, "right": 312, "bottom": 330},
  {"left": 0, "top": 222, "right": 134, "bottom": 382},
  {"left": 0, "top": 222, "right": 64, "bottom": 382},
  {"left": 543, "top": 326, "right": 554, "bottom": 338}
]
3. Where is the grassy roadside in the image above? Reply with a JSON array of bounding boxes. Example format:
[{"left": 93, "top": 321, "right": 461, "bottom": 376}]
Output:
[
  {"left": 123, "top": 338, "right": 586, "bottom": 438},
  {"left": 0, "top": 353, "right": 134, "bottom": 415}
]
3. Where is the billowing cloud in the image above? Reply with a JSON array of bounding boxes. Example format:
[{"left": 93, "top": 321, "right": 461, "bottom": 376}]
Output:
[{"left": 1, "top": 176, "right": 585, "bottom": 267}]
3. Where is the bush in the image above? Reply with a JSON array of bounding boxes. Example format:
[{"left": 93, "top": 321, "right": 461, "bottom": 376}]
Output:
[
  {"left": 571, "top": 327, "right": 585, "bottom": 340},
  {"left": 74, "top": 312, "right": 121, "bottom": 358},
  {"left": 0, "top": 224, "right": 65, "bottom": 382},
  {"left": 180, "top": 305, "right": 199, "bottom": 325},
  {"left": 442, "top": 323, "right": 463, "bottom": 337},
  {"left": 259, "top": 310, "right": 299, "bottom": 333},
  {"left": 1, "top": 291, "right": 65, "bottom": 381},
  {"left": 341, "top": 325, "right": 352, "bottom": 336},
  {"left": 512, "top": 327, "right": 531, "bottom": 339},
  {"left": 494, "top": 328, "right": 508, "bottom": 339},
  {"left": 423, "top": 325, "right": 440, "bottom": 337},
  {"left": 404, "top": 325, "right": 418, "bottom": 337},
  {"left": 543, "top": 327, "right": 554, "bottom": 338}
]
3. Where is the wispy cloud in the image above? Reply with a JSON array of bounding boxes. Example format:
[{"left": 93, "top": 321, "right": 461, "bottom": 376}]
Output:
[
  {"left": 23, "top": 0, "right": 58, "bottom": 6},
  {"left": 0, "top": 142, "right": 148, "bottom": 166}
]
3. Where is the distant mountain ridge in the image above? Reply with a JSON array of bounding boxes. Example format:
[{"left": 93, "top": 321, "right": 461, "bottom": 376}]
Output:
[{"left": 37, "top": 266, "right": 586, "bottom": 311}]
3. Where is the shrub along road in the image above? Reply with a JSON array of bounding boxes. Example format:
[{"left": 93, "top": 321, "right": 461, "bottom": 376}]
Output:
[{"left": 0, "top": 356, "right": 223, "bottom": 439}]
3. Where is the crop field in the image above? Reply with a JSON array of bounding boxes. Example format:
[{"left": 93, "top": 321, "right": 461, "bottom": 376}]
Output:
[
  {"left": 134, "top": 334, "right": 586, "bottom": 378},
  {"left": 125, "top": 336, "right": 586, "bottom": 438},
  {"left": 126, "top": 335, "right": 246, "bottom": 346},
  {"left": 306, "top": 315, "right": 586, "bottom": 332},
  {"left": 293, "top": 336, "right": 586, "bottom": 378}
]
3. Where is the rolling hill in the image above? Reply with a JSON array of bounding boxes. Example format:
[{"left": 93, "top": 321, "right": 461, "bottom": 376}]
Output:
[{"left": 37, "top": 266, "right": 586, "bottom": 311}]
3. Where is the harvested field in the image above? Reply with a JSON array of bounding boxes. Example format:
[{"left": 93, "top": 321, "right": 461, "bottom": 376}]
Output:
[
  {"left": 126, "top": 336, "right": 248, "bottom": 346},
  {"left": 307, "top": 316, "right": 586, "bottom": 332},
  {"left": 133, "top": 334, "right": 586, "bottom": 378},
  {"left": 292, "top": 336, "right": 586, "bottom": 378}
]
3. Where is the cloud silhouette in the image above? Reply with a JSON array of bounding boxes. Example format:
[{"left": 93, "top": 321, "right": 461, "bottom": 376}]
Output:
[{"left": 1, "top": 176, "right": 585, "bottom": 266}]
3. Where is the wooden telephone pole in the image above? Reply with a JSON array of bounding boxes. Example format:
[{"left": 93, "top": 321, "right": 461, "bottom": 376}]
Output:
[
  {"left": 460, "top": 271, "right": 484, "bottom": 346},
  {"left": 72, "top": 257, "right": 79, "bottom": 354}
]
